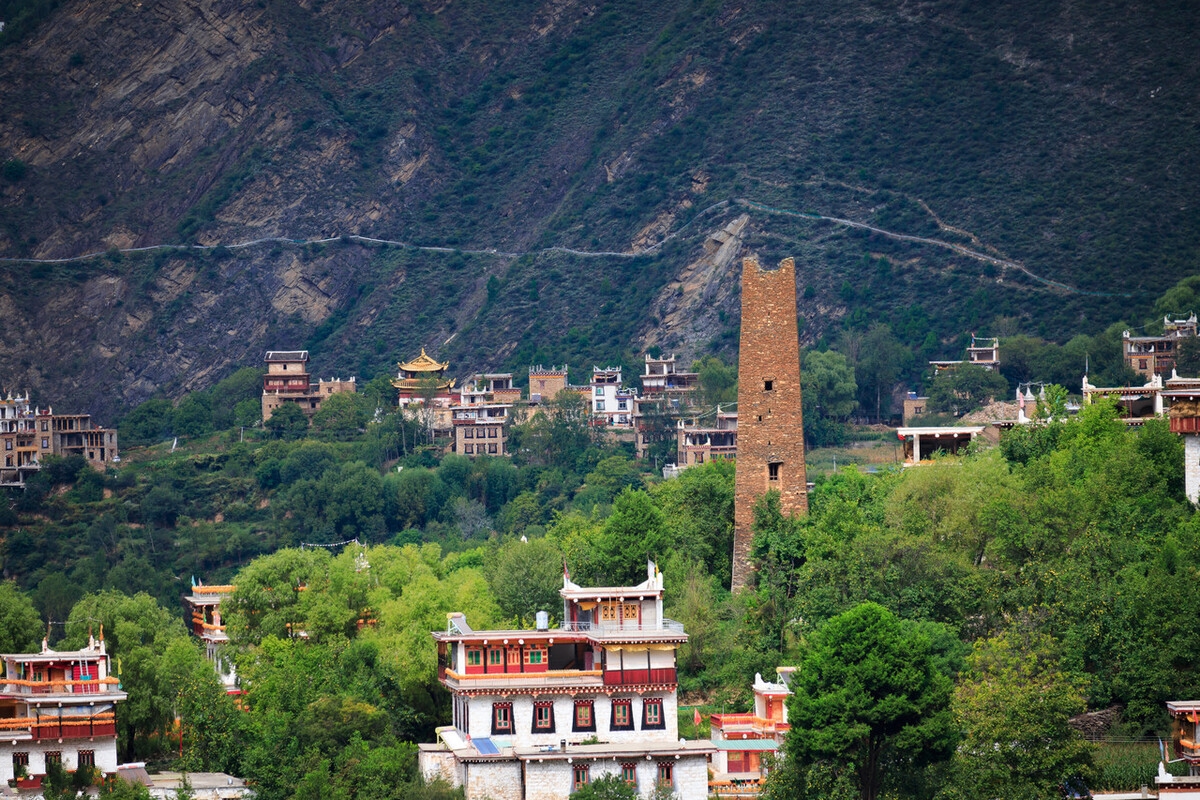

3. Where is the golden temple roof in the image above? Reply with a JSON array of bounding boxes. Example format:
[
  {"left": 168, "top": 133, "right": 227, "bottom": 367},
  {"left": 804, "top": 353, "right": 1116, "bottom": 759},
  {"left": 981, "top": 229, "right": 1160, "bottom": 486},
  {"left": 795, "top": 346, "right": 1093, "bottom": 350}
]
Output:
[{"left": 398, "top": 348, "right": 449, "bottom": 373}]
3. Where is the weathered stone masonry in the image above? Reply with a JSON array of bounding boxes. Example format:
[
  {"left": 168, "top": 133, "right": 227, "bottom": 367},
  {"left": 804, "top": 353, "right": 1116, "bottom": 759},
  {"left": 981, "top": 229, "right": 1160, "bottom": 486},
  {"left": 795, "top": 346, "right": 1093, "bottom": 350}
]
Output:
[{"left": 732, "top": 256, "right": 808, "bottom": 592}]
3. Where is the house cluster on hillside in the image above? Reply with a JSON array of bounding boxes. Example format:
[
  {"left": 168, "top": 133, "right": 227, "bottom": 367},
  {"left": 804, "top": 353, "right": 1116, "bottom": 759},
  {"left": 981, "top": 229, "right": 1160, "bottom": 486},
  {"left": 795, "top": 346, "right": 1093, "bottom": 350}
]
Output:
[
  {"left": 262, "top": 347, "right": 718, "bottom": 464},
  {"left": 0, "top": 390, "right": 119, "bottom": 488}
]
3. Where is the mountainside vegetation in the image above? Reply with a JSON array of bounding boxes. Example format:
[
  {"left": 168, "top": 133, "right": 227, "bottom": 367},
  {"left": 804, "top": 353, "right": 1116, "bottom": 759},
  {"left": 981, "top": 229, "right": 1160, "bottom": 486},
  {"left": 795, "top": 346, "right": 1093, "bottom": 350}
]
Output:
[
  {"left": 0, "top": 0, "right": 1197, "bottom": 420},
  {"left": 1, "top": 382, "right": 1197, "bottom": 798}
]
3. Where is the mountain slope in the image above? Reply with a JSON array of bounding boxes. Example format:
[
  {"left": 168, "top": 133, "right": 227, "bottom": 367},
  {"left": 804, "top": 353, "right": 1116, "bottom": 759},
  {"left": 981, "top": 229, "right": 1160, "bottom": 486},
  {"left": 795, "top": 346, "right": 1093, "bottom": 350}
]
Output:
[{"left": 0, "top": 0, "right": 1197, "bottom": 419}]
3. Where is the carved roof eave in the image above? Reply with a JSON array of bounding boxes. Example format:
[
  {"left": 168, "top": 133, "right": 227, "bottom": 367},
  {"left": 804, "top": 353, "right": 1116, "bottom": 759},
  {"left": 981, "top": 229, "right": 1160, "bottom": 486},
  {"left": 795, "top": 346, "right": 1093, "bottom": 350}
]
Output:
[
  {"left": 398, "top": 347, "right": 450, "bottom": 373},
  {"left": 392, "top": 378, "right": 456, "bottom": 391}
]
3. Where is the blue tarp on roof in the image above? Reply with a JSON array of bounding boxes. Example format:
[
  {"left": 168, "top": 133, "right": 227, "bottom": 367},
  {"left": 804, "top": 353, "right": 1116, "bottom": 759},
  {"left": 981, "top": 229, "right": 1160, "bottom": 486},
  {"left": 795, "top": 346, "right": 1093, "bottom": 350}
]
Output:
[{"left": 713, "top": 739, "right": 779, "bottom": 751}]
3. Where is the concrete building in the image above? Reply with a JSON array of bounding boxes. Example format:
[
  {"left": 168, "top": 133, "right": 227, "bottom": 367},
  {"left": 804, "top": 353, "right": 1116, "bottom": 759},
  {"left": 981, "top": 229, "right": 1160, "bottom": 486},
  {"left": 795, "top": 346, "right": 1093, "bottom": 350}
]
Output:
[
  {"left": 1082, "top": 374, "right": 1164, "bottom": 426},
  {"left": 453, "top": 373, "right": 518, "bottom": 458},
  {"left": 0, "top": 633, "right": 126, "bottom": 786},
  {"left": 418, "top": 562, "right": 715, "bottom": 800},
  {"left": 528, "top": 366, "right": 569, "bottom": 406},
  {"left": 902, "top": 392, "right": 930, "bottom": 425},
  {"left": 1157, "top": 701, "right": 1200, "bottom": 797},
  {"left": 0, "top": 392, "right": 118, "bottom": 487},
  {"left": 590, "top": 367, "right": 636, "bottom": 428},
  {"left": 930, "top": 335, "right": 1000, "bottom": 373},
  {"left": 733, "top": 256, "right": 808, "bottom": 592},
  {"left": 677, "top": 409, "right": 738, "bottom": 468},
  {"left": 635, "top": 355, "right": 700, "bottom": 460},
  {"left": 261, "top": 350, "right": 356, "bottom": 422},
  {"left": 896, "top": 426, "right": 987, "bottom": 464},
  {"left": 709, "top": 669, "right": 795, "bottom": 791},
  {"left": 1124, "top": 315, "right": 1198, "bottom": 379}
]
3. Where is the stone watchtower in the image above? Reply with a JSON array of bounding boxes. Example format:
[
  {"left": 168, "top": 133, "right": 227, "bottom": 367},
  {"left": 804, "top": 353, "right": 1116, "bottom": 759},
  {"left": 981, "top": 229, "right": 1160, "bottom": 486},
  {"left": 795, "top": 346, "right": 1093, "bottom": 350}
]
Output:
[{"left": 732, "top": 256, "right": 808, "bottom": 592}]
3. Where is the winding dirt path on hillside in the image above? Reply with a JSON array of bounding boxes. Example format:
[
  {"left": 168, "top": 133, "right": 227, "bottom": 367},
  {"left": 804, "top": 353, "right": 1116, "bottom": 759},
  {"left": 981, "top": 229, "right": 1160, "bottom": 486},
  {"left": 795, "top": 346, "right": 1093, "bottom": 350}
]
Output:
[{"left": 0, "top": 197, "right": 1129, "bottom": 298}]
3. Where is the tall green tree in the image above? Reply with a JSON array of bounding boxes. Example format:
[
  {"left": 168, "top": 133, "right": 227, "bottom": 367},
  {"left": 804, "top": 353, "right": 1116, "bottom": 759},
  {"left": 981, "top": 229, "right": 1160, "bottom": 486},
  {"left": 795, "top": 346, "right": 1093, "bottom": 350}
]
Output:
[
  {"left": 0, "top": 581, "right": 45, "bottom": 652},
  {"left": 926, "top": 363, "right": 1009, "bottom": 416},
  {"left": 802, "top": 349, "right": 858, "bottom": 447},
  {"left": 943, "top": 631, "right": 1091, "bottom": 800},
  {"left": 852, "top": 324, "right": 912, "bottom": 423},
  {"left": 783, "top": 603, "right": 954, "bottom": 800},
  {"left": 485, "top": 537, "right": 563, "bottom": 626},
  {"left": 64, "top": 591, "right": 199, "bottom": 761}
]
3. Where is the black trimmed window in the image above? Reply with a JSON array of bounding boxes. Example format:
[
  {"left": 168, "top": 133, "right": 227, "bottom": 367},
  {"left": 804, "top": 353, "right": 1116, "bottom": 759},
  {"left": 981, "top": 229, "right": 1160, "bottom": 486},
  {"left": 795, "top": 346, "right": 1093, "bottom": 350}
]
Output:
[
  {"left": 492, "top": 703, "right": 513, "bottom": 735},
  {"left": 573, "top": 763, "right": 590, "bottom": 790},
  {"left": 533, "top": 701, "right": 555, "bottom": 733},
  {"left": 764, "top": 379, "right": 774, "bottom": 391},
  {"left": 45, "top": 752, "right": 62, "bottom": 767},
  {"left": 77, "top": 751, "right": 95, "bottom": 768},
  {"left": 12, "top": 753, "right": 28, "bottom": 768},
  {"left": 768, "top": 462, "right": 781, "bottom": 482},
  {"left": 643, "top": 698, "right": 665, "bottom": 730},
  {"left": 573, "top": 700, "right": 595, "bottom": 732},
  {"left": 611, "top": 699, "right": 633, "bottom": 730}
]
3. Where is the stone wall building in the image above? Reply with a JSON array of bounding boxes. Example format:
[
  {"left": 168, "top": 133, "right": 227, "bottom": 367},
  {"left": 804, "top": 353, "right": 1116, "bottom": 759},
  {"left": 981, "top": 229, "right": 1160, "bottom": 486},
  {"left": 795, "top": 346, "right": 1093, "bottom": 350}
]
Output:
[
  {"left": 1124, "top": 315, "right": 1198, "bottom": 379},
  {"left": 261, "top": 350, "right": 357, "bottom": 422},
  {"left": 0, "top": 392, "right": 118, "bottom": 487},
  {"left": 732, "top": 256, "right": 808, "bottom": 592}
]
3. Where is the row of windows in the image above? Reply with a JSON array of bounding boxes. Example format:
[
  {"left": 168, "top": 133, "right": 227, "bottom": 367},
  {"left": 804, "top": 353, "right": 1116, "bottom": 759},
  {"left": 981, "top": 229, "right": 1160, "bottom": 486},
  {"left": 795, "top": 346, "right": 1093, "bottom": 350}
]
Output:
[
  {"left": 11, "top": 751, "right": 92, "bottom": 768},
  {"left": 572, "top": 762, "right": 672, "bottom": 791},
  {"left": 466, "top": 647, "right": 544, "bottom": 668},
  {"left": 4, "top": 439, "right": 49, "bottom": 450},
  {"left": 491, "top": 698, "right": 663, "bottom": 735},
  {"left": 462, "top": 427, "right": 499, "bottom": 439},
  {"left": 462, "top": 443, "right": 499, "bottom": 454}
]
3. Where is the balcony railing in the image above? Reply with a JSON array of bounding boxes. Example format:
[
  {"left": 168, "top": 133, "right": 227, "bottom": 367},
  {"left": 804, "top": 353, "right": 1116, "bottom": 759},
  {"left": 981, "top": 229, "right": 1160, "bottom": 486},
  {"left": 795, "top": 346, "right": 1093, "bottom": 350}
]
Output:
[
  {"left": 442, "top": 668, "right": 603, "bottom": 689},
  {"left": 558, "top": 619, "right": 685, "bottom": 635},
  {"left": 0, "top": 712, "right": 117, "bottom": 740},
  {"left": 0, "top": 676, "right": 119, "bottom": 696}
]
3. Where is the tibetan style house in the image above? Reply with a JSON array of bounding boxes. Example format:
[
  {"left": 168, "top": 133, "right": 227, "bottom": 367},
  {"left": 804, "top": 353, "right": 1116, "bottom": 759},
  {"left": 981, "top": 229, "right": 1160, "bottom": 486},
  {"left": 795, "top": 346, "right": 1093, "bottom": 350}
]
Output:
[
  {"left": 419, "top": 562, "right": 715, "bottom": 800},
  {"left": 0, "top": 633, "right": 126, "bottom": 786}
]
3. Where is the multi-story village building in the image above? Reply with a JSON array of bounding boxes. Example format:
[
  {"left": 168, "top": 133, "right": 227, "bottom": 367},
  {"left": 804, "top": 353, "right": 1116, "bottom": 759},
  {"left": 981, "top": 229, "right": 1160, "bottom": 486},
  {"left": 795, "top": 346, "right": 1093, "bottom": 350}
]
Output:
[
  {"left": 1124, "top": 315, "right": 1198, "bottom": 379},
  {"left": 182, "top": 583, "right": 238, "bottom": 695},
  {"left": 261, "top": 351, "right": 356, "bottom": 423},
  {"left": 676, "top": 409, "right": 738, "bottom": 468},
  {"left": 528, "top": 366, "right": 569, "bottom": 406},
  {"left": 635, "top": 355, "right": 700, "bottom": 460},
  {"left": 0, "top": 392, "right": 118, "bottom": 487},
  {"left": 453, "top": 374, "right": 520, "bottom": 458},
  {"left": 418, "top": 563, "right": 715, "bottom": 800},
  {"left": 709, "top": 669, "right": 795, "bottom": 791},
  {"left": 392, "top": 349, "right": 458, "bottom": 448},
  {"left": 590, "top": 367, "right": 636, "bottom": 428},
  {"left": 930, "top": 335, "right": 1001, "bottom": 373},
  {"left": 0, "top": 633, "right": 126, "bottom": 786}
]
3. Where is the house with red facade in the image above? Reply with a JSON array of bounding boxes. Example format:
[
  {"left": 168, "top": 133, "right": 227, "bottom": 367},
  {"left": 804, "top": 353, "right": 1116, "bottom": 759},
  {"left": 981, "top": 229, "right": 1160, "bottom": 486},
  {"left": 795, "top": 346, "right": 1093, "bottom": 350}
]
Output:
[
  {"left": 0, "top": 632, "right": 126, "bottom": 787},
  {"left": 418, "top": 562, "right": 715, "bottom": 800},
  {"left": 709, "top": 669, "right": 794, "bottom": 794}
]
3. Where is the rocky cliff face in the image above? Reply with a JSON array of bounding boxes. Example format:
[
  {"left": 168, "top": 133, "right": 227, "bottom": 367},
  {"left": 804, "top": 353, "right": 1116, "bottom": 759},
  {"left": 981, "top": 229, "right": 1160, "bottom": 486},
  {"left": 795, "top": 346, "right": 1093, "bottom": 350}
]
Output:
[{"left": 0, "top": 0, "right": 1197, "bottom": 420}]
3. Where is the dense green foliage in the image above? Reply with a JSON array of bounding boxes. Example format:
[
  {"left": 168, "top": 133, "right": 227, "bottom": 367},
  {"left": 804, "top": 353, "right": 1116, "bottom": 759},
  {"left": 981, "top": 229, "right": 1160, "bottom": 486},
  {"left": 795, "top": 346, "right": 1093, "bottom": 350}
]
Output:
[
  {"left": 1, "top": 0, "right": 1197, "bottom": 420},
  {"left": 3, "top": 348, "right": 1200, "bottom": 798}
]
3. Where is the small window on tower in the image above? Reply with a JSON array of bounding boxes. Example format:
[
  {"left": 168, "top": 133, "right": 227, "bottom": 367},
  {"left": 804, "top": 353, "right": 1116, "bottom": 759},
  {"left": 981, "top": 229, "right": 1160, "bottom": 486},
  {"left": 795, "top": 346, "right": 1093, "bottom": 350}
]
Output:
[
  {"left": 764, "top": 380, "right": 774, "bottom": 391},
  {"left": 769, "top": 463, "right": 781, "bottom": 482}
]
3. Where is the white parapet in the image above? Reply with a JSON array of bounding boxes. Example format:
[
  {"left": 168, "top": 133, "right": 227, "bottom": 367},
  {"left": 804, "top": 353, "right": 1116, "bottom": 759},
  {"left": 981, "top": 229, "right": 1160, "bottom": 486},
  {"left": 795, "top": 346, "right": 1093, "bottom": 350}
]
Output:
[{"left": 1187, "top": 435, "right": 1200, "bottom": 505}]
